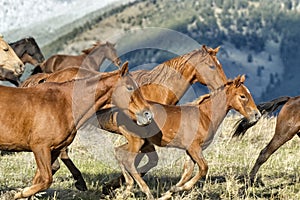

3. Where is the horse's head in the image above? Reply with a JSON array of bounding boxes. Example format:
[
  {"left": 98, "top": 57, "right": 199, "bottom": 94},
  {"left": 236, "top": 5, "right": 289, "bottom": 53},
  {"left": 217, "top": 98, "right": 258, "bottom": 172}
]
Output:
[
  {"left": 23, "top": 37, "right": 45, "bottom": 65},
  {"left": 0, "top": 36, "right": 24, "bottom": 76},
  {"left": 190, "top": 45, "right": 227, "bottom": 91},
  {"left": 226, "top": 75, "right": 261, "bottom": 123},
  {"left": 112, "top": 61, "right": 152, "bottom": 125},
  {"left": 102, "top": 41, "right": 121, "bottom": 67}
]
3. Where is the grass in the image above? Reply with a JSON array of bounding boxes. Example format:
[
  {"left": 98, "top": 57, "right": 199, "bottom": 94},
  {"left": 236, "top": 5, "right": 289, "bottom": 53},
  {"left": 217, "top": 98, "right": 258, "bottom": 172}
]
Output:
[{"left": 0, "top": 114, "right": 299, "bottom": 200}]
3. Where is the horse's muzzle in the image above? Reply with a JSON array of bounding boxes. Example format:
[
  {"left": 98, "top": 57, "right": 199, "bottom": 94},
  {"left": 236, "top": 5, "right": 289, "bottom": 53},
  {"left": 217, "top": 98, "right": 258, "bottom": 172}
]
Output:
[
  {"left": 136, "top": 110, "right": 153, "bottom": 126},
  {"left": 249, "top": 110, "right": 261, "bottom": 123}
]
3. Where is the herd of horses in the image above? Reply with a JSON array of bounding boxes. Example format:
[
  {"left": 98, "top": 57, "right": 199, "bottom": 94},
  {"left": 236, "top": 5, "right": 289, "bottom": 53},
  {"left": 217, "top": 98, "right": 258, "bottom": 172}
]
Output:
[{"left": 0, "top": 35, "right": 298, "bottom": 199}]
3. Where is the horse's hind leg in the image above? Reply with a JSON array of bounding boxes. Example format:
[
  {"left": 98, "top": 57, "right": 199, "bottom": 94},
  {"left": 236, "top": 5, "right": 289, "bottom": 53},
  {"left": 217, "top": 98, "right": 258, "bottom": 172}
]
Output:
[
  {"left": 14, "top": 146, "right": 53, "bottom": 199},
  {"left": 59, "top": 148, "right": 87, "bottom": 191},
  {"left": 249, "top": 125, "right": 298, "bottom": 184}
]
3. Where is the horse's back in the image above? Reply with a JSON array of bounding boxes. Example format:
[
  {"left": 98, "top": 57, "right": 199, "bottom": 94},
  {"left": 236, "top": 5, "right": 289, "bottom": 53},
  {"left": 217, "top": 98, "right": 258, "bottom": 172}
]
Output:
[{"left": 42, "top": 54, "right": 84, "bottom": 73}]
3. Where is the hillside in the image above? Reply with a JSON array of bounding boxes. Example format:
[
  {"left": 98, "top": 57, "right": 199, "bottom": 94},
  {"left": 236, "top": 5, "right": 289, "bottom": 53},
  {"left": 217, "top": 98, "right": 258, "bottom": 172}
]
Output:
[
  {"left": 39, "top": 0, "right": 300, "bottom": 102},
  {"left": 4, "top": 0, "right": 299, "bottom": 101}
]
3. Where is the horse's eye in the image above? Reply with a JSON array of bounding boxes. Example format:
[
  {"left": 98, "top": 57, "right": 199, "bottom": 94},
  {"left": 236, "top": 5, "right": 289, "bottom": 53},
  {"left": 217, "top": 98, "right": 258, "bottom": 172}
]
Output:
[
  {"left": 240, "top": 95, "right": 246, "bottom": 99},
  {"left": 209, "top": 65, "right": 216, "bottom": 70},
  {"left": 126, "top": 85, "right": 134, "bottom": 91},
  {"left": 3, "top": 48, "right": 9, "bottom": 52}
]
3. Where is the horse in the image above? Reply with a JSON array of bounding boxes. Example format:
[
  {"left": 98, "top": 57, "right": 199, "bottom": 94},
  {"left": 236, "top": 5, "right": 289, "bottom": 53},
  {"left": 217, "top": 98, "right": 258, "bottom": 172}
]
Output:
[
  {"left": 0, "top": 36, "right": 24, "bottom": 84},
  {"left": 111, "top": 75, "right": 261, "bottom": 199},
  {"left": 32, "top": 41, "right": 121, "bottom": 74},
  {"left": 0, "top": 62, "right": 153, "bottom": 199},
  {"left": 21, "top": 45, "right": 229, "bottom": 192},
  {"left": 231, "top": 96, "right": 299, "bottom": 185},
  {"left": 9, "top": 37, "right": 45, "bottom": 67}
]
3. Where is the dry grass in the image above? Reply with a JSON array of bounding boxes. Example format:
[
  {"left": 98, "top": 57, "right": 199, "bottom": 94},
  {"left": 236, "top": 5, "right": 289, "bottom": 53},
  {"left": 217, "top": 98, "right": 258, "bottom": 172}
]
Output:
[{"left": 0, "top": 114, "right": 299, "bottom": 200}]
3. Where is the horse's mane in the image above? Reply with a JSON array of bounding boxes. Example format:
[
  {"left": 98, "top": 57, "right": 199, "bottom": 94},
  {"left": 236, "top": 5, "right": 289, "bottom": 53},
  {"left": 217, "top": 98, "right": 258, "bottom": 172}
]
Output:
[
  {"left": 134, "top": 48, "right": 207, "bottom": 85},
  {"left": 81, "top": 41, "right": 102, "bottom": 54},
  {"left": 185, "top": 78, "right": 239, "bottom": 106}
]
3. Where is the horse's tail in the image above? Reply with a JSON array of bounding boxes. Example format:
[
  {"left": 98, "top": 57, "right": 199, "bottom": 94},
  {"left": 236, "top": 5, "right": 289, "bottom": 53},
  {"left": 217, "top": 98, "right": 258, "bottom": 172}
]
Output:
[{"left": 232, "top": 96, "right": 291, "bottom": 138}]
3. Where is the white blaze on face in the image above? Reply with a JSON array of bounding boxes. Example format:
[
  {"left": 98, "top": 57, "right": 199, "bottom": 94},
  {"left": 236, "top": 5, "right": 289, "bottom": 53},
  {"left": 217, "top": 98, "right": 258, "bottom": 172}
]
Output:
[{"left": 216, "top": 59, "right": 220, "bottom": 66}]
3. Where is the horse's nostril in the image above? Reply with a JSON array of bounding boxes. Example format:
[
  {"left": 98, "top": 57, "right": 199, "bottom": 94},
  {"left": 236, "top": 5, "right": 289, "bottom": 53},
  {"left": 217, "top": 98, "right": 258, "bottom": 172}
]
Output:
[
  {"left": 143, "top": 111, "right": 152, "bottom": 121},
  {"left": 255, "top": 111, "right": 261, "bottom": 120}
]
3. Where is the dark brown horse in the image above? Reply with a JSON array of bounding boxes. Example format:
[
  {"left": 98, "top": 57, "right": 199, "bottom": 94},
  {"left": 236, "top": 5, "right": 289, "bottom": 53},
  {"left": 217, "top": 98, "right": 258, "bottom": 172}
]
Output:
[
  {"left": 32, "top": 41, "right": 121, "bottom": 74},
  {"left": 232, "top": 96, "right": 299, "bottom": 184},
  {"left": 112, "top": 75, "right": 261, "bottom": 199},
  {"left": 21, "top": 45, "right": 228, "bottom": 191},
  {"left": 0, "top": 63, "right": 152, "bottom": 199},
  {"left": 9, "top": 37, "right": 45, "bottom": 67},
  {"left": 0, "top": 36, "right": 24, "bottom": 84}
]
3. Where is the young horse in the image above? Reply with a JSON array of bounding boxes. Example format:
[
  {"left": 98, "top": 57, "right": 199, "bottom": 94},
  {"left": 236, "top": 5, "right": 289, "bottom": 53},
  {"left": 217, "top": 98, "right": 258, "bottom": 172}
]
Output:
[
  {"left": 0, "top": 36, "right": 24, "bottom": 84},
  {"left": 9, "top": 37, "right": 45, "bottom": 67},
  {"left": 32, "top": 41, "right": 121, "bottom": 74},
  {"left": 232, "top": 96, "right": 299, "bottom": 185},
  {"left": 112, "top": 75, "right": 261, "bottom": 199},
  {"left": 0, "top": 63, "right": 152, "bottom": 199}
]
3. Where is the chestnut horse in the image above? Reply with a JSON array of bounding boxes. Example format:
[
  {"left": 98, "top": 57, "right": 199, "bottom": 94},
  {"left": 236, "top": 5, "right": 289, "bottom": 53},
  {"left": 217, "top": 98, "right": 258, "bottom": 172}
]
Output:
[
  {"left": 32, "top": 41, "right": 121, "bottom": 74},
  {"left": 112, "top": 75, "right": 261, "bottom": 199},
  {"left": 232, "top": 96, "right": 299, "bottom": 184},
  {"left": 9, "top": 37, "right": 45, "bottom": 67},
  {"left": 0, "top": 36, "right": 24, "bottom": 84},
  {"left": 0, "top": 63, "right": 152, "bottom": 199},
  {"left": 20, "top": 45, "right": 228, "bottom": 191}
]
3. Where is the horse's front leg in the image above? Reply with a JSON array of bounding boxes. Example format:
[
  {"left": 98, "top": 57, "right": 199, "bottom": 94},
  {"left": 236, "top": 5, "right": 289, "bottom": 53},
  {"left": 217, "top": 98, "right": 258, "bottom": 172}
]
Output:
[
  {"left": 161, "top": 143, "right": 207, "bottom": 199},
  {"left": 14, "top": 146, "right": 53, "bottom": 199},
  {"left": 59, "top": 148, "right": 87, "bottom": 191},
  {"left": 115, "top": 126, "right": 154, "bottom": 200},
  {"left": 135, "top": 140, "right": 158, "bottom": 177}
]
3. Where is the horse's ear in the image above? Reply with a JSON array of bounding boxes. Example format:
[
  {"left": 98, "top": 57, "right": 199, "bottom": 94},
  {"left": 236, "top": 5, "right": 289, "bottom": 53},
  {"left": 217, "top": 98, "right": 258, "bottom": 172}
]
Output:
[
  {"left": 202, "top": 45, "right": 208, "bottom": 52},
  {"left": 214, "top": 46, "right": 221, "bottom": 54},
  {"left": 234, "top": 75, "right": 245, "bottom": 87},
  {"left": 120, "top": 61, "right": 129, "bottom": 76},
  {"left": 240, "top": 74, "right": 246, "bottom": 83}
]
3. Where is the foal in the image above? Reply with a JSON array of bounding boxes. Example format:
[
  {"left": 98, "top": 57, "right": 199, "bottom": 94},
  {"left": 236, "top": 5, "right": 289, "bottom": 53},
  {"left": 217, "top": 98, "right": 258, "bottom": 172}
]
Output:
[{"left": 113, "top": 75, "right": 261, "bottom": 199}]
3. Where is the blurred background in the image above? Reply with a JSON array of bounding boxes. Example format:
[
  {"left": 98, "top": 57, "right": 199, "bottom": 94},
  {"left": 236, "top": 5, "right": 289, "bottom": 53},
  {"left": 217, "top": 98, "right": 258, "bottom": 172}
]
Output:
[{"left": 1, "top": 0, "right": 300, "bottom": 103}]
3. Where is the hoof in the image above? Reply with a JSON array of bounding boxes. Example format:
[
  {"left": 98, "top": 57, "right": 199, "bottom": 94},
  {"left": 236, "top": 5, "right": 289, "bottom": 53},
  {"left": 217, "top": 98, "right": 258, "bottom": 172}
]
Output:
[
  {"left": 75, "top": 179, "right": 88, "bottom": 191},
  {"left": 159, "top": 191, "right": 173, "bottom": 200}
]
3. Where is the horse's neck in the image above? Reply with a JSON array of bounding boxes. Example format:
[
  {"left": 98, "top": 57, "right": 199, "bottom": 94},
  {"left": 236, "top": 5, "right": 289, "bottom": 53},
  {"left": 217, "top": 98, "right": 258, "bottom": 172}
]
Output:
[
  {"left": 132, "top": 57, "right": 195, "bottom": 104},
  {"left": 201, "top": 90, "right": 229, "bottom": 131},
  {"left": 199, "top": 90, "right": 230, "bottom": 149},
  {"left": 62, "top": 74, "right": 117, "bottom": 128},
  {"left": 81, "top": 49, "right": 105, "bottom": 71}
]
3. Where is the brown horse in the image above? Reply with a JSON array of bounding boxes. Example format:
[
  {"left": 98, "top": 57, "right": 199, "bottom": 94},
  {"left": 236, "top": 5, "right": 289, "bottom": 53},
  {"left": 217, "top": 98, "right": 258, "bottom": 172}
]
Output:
[
  {"left": 32, "top": 41, "right": 121, "bottom": 74},
  {"left": 9, "top": 37, "right": 45, "bottom": 67},
  {"left": 0, "top": 36, "right": 24, "bottom": 84},
  {"left": 21, "top": 45, "right": 228, "bottom": 191},
  {"left": 232, "top": 96, "right": 299, "bottom": 184},
  {"left": 0, "top": 62, "right": 152, "bottom": 199},
  {"left": 112, "top": 75, "right": 261, "bottom": 199}
]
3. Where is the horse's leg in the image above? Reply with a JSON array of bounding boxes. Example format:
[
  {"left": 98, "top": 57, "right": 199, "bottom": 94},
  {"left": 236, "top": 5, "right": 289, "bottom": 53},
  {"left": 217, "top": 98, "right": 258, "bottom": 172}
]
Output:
[
  {"left": 59, "top": 148, "right": 87, "bottom": 191},
  {"left": 115, "top": 143, "right": 135, "bottom": 196},
  {"left": 14, "top": 146, "right": 52, "bottom": 199},
  {"left": 165, "top": 143, "right": 207, "bottom": 196},
  {"left": 174, "top": 156, "right": 195, "bottom": 187},
  {"left": 115, "top": 127, "right": 154, "bottom": 200},
  {"left": 249, "top": 125, "right": 298, "bottom": 184},
  {"left": 135, "top": 141, "right": 159, "bottom": 176}
]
